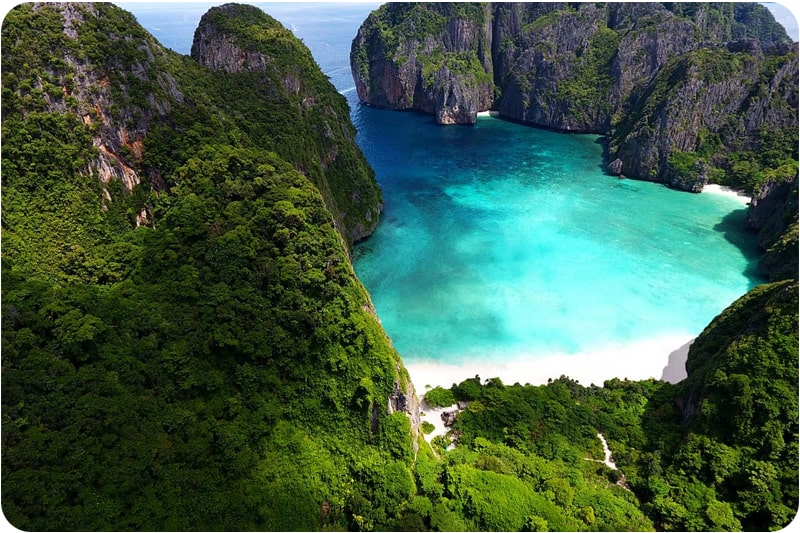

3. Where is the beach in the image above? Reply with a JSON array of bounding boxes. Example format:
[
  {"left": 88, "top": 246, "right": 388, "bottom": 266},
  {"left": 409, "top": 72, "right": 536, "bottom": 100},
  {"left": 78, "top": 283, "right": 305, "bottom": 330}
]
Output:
[
  {"left": 407, "top": 333, "right": 696, "bottom": 392},
  {"left": 703, "top": 184, "right": 751, "bottom": 205}
]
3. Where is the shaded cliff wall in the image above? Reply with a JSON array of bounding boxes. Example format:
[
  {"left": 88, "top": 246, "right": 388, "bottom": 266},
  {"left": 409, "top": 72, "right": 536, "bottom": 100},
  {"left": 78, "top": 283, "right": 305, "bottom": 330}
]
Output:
[
  {"left": 746, "top": 175, "right": 799, "bottom": 280},
  {"left": 194, "top": 3, "right": 383, "bottom": 245}
]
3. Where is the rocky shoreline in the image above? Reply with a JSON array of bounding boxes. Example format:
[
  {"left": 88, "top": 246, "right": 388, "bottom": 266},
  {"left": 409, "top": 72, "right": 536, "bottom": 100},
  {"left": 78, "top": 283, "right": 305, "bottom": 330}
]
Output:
[{"left": 351, "top": 2, "right": 798, "bottom": 193}]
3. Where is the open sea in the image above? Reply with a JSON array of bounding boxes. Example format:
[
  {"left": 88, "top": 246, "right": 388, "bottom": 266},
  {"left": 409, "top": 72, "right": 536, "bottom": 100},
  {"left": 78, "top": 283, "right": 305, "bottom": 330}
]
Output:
[{"left": 120, "top": 2, "right": 766, "bottom": 384}]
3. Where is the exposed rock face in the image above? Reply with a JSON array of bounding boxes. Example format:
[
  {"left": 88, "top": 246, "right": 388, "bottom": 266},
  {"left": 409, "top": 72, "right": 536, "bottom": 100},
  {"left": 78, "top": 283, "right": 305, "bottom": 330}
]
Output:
[
  {"left": 194, "top": 3, "right": 383, "bottom": 245},
  {"left": 25, "top": 3, "right": 185, "bottom": 216},
  {"left": 611, "top": 44, "right": 798, "bottom": 190},
  {"left": 350, "top": 3, "right": 494, "bottom": 124},
  {"left": 351, "top": 2, "right": 797, "bottom": 191},
  {"left": 387, "top": 375, "right": 422, "bottom": 453},
  {"left": 191, "top": 14, "right": 269, "bottom": 73},
  {"left": 746, "top": 176, "right": 799, "bottom": 280}
]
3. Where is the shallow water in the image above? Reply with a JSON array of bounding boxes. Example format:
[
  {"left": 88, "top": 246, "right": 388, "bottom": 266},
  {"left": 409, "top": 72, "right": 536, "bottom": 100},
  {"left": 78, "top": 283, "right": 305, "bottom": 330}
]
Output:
[
  {"left": 350, "top": 107, "right": 762, "bottom": 367},
  {"left": 122, "top": 1, "right": 764, "bottom": 374}
]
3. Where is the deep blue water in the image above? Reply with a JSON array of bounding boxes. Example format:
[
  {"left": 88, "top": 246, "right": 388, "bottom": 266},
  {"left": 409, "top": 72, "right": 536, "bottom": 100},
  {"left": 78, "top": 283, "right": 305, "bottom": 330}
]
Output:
[{"left": 121, "top": 2, "right": 763, "bottom": 375}]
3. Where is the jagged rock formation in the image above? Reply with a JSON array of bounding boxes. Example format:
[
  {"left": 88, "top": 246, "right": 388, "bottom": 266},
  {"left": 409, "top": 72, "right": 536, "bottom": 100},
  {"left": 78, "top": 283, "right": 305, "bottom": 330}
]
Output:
[
  {"left": 609, "top": 41, "right": 798, "bottom": 191},
  {"left": 351, "top": 2, "right": 797, "bottom": 192},
  {"left": 387, "top": 373, "right": 422, "bottom": 453},
  {"left": 4, "top": 3, "right": 182, "bottom": 221},
  {"left": 351, "top": 3, "right": 494, "bottom": 125}
]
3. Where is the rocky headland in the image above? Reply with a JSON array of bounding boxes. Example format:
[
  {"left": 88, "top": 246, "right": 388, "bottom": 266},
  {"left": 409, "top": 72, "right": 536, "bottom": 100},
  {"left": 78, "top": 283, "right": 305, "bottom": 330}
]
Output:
[{"left": 351, "top": 2, "right": 798, "bottom": 194}]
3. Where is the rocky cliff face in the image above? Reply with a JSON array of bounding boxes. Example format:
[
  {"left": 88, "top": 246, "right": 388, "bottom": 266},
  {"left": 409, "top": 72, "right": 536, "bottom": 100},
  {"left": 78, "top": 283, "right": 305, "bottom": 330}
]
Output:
[
  {"left": 351, "top": 3, "right": 494, "bottom": 124},
  {"left": 351, "top": 2, "right": 797, "bottom": 191},
  {"left": 610, "top": 43, "right": 798, "bottom": 190},
  {"left": 746, "top": 175, "right": 799, "bottom": 280},
  {"left": 194, "top": 3, "right": 383, "bottom": 245},
  {"left": 5, "top": 3, "right": 184, "bottom": 224}
]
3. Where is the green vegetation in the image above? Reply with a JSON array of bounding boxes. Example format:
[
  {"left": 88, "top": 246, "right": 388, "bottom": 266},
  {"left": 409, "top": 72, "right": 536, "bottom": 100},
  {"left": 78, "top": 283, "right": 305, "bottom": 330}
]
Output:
[
  {"left": 2, "top": 3, "right": 400, "bottom": 530},
  {"left": 358, "top": 2, "right": 493, "bottom": 101},
  {"left": 191, "top": 4, "right": 382, "bottom": 247},
  {"left": 429, "top": 280, "right": 798, "bottom": 531},
  {"left": 644, "top": 280, "right": 799, "bottom": 530},
  {"left": 420, "top": 48, "right": 493, "bottom": 91},
  {"left": 424, "top": 386, "right": 456, "bottom": 407},
  {"left": 3, "top": 2, "right": 797, "bottom": 532},
  {"left": 555, "top": 26, "right": 620, "bottom": 118},
  {"left": 665, "top": 2, "right": 793, "bottom": 44}
]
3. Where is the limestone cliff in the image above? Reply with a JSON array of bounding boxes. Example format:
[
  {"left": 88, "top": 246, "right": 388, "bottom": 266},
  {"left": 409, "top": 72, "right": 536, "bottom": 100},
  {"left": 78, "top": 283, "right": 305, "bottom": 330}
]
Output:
[
  {"left": 609, "top": 42, "right": 798, "bottom": 191},
  {"left": 3, "top": 0, "right": 419, "bottom": 441},
  {"left": 2, "top": 3, "right": 183, "bottom": 223},
  {"left": 194, "top": 3, "right": 382, "bottom": 245},
  {"left": 351, "top": 2, "right": 494, "bottom": 124},
  {"left": 351, "top": 2, "right": 797, "bottom": 191}
]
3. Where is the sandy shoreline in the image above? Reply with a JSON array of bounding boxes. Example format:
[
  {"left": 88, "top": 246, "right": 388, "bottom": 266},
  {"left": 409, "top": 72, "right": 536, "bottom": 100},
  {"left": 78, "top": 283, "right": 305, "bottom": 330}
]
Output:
[
  {"left": 407, "top": 334, "right": 695, "bottom": 393},
  {"left": 419, "top": 403, "right": 459, "bottom": 444},
  {"left": 703, "top": 184, "right": 750, "bottom": 205}
]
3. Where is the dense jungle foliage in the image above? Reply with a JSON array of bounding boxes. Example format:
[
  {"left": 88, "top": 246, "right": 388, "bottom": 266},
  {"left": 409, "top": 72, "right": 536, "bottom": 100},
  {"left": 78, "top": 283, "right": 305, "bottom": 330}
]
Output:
[
  {"left": 2, "top": 3, "right": 405, "bottom": 530},
  {"left": 2, "top": 2, "right": 798, "bottom": 532}
]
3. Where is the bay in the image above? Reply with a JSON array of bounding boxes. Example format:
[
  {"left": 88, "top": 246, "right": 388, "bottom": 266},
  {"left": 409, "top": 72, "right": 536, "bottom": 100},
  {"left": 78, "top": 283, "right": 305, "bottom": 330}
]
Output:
[{"left": 120, "top": 2, "right": 763, "bottom": 384}]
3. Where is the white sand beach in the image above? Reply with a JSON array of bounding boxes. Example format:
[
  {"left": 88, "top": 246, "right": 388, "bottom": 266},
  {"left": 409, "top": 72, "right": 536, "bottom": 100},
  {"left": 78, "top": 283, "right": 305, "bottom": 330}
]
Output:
[
  {"left": 703, "top": 184, "right": 750, "bottom": 205},
  {"left": 406, "top": 334, "right": 696, "bottom": 392},
  {"left": 419, "top": 403, "right": 460, "bottom": 444}
]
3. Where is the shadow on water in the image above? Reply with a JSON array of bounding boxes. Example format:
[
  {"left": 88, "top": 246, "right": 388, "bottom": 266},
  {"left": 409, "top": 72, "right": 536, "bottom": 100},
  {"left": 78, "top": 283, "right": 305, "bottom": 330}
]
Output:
[{"left": 713, "top": 208, "right": 766, "bottom": 283}]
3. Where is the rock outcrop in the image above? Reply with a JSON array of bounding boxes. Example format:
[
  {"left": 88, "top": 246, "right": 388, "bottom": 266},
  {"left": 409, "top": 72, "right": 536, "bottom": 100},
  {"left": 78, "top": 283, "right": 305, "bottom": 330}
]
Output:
[
  {"left": 351, "top": 3, "right": 494, "bottom": 124},
  {"left": 351, "top": 2, "right": 797, "bottom": 192},
  {"left": 13, "top": 3, "right": 185, "bottom": 218},
  {"left": 746, "top": 175, "right": 799, "bottom": 280},
  {"left": 387, "top": 374, "right": 422, "bottom": 453},
  {"left": 194, "top": 3, "right": 383, "bottom": 245}
]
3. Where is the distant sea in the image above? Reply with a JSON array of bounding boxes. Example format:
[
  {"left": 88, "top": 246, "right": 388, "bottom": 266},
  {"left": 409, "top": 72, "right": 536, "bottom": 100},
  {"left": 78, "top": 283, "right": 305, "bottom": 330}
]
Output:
[{"left": 120, "top": 2, "right": 766, "bottom": 383}]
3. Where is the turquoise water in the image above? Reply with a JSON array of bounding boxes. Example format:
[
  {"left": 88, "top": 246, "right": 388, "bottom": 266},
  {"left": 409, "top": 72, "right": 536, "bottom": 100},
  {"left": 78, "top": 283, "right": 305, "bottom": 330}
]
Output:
[
  {"left": 350, "top": 108, "right": 763, "bottom": 365},
  {"left": 121, "top": 2, "right": 764, "bottom": 368}
]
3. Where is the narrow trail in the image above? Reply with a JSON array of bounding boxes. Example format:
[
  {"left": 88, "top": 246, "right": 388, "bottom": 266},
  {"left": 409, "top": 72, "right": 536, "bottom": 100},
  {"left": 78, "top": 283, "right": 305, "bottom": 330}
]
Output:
[
  {"left": 585, "top": 432, "right": 632, "bottom": 491},
  {"left": 596, "top": 432, "right": 617, "bottom": 470}
]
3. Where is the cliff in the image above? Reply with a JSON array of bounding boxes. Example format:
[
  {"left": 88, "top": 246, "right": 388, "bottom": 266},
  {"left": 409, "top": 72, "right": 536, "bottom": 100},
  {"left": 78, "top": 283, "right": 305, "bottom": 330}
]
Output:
[
  {"left": 2, "top": 3, "right": 418, "bottom": 530},
  {"left": 351, "top": 2, "right": 797, "bottom": 191},
  {"left": 193, "top": 3, "right": 382, "bottom": 245},
  {"left": 351, "top": 3, "right": 494, "bottom": 124},
  {"left": 746, "top": 175, "right": 799, "bottom": 280}
]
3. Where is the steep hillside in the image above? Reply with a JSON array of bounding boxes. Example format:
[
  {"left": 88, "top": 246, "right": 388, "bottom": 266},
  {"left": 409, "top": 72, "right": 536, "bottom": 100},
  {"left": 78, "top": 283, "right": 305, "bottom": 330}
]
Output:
[
  {"left": 191, "top": 3, "right": 383, "bottom": 245},
  {"left": 2, "top": 3, "right": 415, "bottom": 530},
  {"left": 659, "top": 279, "right": 798, "bottom": 530}
]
